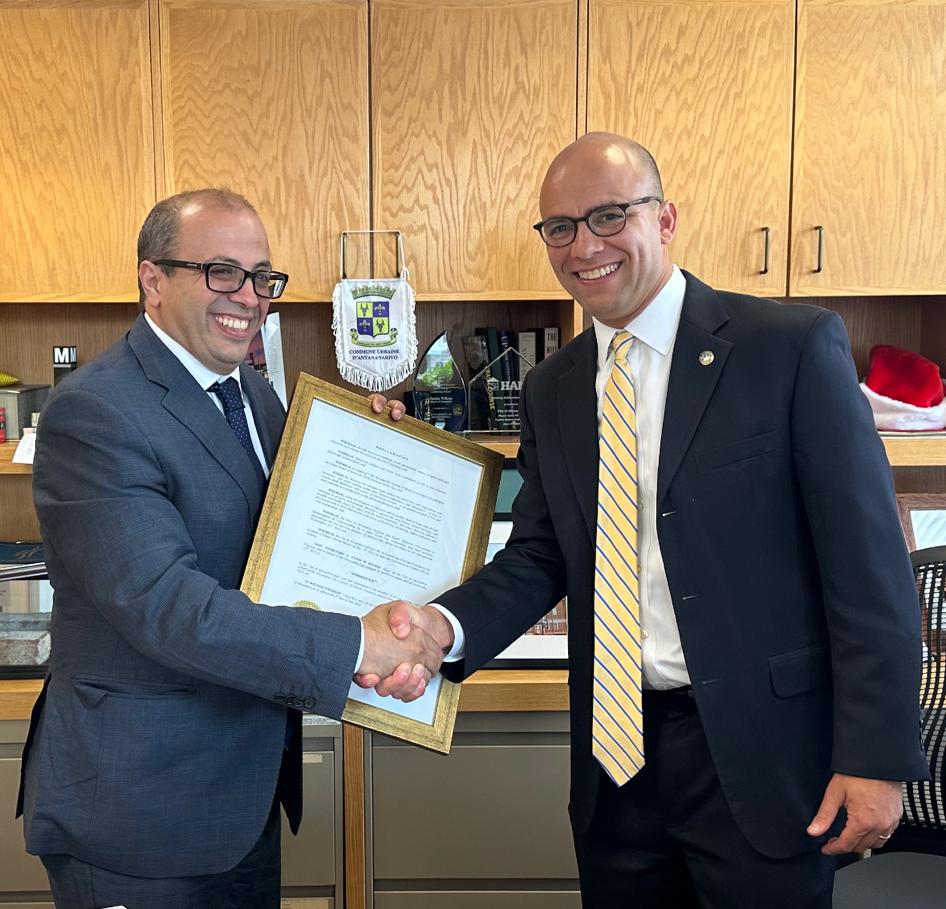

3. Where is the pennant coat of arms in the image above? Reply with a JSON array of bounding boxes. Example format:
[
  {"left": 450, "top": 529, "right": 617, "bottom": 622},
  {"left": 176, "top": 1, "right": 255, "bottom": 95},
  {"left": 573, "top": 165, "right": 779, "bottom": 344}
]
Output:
[{"left": 332, "top": 276, "right": 418, "bottom": 391}]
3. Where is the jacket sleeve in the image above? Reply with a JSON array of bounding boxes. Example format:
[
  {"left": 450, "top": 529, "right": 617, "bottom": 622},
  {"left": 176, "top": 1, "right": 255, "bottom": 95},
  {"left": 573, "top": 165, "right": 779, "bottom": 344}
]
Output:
[
  {"left": 33, "top": 385, "right": 361, "bottom": 720},
  {"left": 791, "top": 311, "right": 928, "bottom": 781},
  {"left": 438, "top": 372, "right": 568, "bottom": 679}
]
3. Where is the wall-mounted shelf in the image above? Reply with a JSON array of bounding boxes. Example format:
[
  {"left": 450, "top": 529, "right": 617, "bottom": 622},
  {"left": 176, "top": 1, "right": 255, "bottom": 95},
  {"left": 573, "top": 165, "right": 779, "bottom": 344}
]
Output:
[
  {"left": 880, "top": 434, "right": 946, "bottom": 467},
  {"left": 4, "top": 434, "right": 946, "bottom": 476}
]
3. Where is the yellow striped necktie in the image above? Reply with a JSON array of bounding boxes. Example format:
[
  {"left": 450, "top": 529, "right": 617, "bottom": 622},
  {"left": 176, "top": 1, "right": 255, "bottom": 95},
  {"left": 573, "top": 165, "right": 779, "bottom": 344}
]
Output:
[{"left": 593, "top": 330, "right": 644, "bottom": 785}]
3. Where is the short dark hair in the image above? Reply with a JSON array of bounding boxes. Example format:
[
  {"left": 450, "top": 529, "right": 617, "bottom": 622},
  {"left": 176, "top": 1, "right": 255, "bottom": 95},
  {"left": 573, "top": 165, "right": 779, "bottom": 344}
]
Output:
[{"left": 136, "top": 188, "right": 257, "bottom": 303}]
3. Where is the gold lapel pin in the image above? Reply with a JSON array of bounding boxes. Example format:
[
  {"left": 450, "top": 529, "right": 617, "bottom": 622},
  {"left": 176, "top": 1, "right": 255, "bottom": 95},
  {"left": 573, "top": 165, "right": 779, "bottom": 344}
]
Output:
[{"left": 699, "top": 350, "right": 715, "bottom": 366}]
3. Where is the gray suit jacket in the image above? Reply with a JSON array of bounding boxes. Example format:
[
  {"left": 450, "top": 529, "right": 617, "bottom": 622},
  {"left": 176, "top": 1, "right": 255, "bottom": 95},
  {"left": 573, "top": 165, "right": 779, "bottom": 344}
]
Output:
[{"left": 18, "top": 316, "right": 361, "bottom": 877}]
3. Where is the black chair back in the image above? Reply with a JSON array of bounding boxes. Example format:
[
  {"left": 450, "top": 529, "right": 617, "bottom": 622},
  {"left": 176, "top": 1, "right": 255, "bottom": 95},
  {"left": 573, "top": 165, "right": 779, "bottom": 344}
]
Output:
[{"left": 893, "top": 547, "right": 946, "bottom": 852}]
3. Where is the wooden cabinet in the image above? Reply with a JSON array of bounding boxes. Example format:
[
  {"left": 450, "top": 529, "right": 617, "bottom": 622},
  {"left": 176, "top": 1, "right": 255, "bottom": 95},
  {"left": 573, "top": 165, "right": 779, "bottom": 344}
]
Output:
[
  {"left": 587, "top": 0, "right": 794, "bottom": 297},
  {"left": 0, "top": 0, "right": 155, "bottom": 303},
  {"left": 370, "top": 0, "right": 578, "bottom": 300},
  {"left": 791, "top": 0, "right": 946, "bottom": 295},
  {"left": 157, "top": 0, "right": 370, "bottom": 301}
]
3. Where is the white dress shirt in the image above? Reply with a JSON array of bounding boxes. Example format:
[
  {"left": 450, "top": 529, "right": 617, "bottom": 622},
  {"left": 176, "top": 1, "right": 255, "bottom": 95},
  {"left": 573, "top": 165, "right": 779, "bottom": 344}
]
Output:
[
  {"left": 591, "top": 266, "right": 688, "bottom": 688},
  {"left": 438, "top": 266, "right": 690, "bottom": 687}
]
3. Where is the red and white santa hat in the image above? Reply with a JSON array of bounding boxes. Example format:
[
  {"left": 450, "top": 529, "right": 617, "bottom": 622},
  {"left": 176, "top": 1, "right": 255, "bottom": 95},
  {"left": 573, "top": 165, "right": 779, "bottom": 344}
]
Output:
[{"left": 859, "top": 344, "right": 946, "bottom": 431}]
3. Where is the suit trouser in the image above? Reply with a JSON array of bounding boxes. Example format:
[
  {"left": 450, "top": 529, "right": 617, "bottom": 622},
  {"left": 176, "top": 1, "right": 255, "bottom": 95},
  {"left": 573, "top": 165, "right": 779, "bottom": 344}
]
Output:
[
  {"left": 40, "top": 796, "right": 281, "bottom": 909},
  {"left": 573, "top": 688, "right": 839, "bottom": 909}
]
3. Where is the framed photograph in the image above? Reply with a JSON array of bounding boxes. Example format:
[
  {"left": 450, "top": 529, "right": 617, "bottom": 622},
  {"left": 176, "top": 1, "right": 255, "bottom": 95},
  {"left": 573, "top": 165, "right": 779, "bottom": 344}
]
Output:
[
  {"left": 484, "top": 505, "right": 568, "bottom": 669},
  {"left": 241, "top": 373, "right": 502, "bottom": 753},
  {"left": 896, "top": 493, "right": 946, "bottom": 551}
]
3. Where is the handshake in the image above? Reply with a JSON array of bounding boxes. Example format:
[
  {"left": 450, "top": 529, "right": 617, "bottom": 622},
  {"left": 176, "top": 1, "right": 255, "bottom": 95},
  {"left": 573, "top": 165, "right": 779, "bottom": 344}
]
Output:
[{"left": 354, "top": 601, "right": 456, "bottom": 702}]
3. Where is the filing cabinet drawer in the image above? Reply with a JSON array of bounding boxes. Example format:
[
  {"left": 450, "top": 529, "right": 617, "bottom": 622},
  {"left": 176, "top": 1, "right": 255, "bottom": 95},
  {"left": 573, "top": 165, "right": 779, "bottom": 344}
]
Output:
[
  {"left": 373, "top": 741, "right": 576, "bottom": 879},
  {"left": 0, "top": 756, "right": 50, "bottom": 892},
  {"left": 281, "top": 750, "right": 336, "bottom": 887}
]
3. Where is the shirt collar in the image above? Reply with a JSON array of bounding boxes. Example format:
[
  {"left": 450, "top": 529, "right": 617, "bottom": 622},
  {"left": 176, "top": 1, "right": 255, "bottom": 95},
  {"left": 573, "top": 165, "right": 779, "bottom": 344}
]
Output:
[
  {"left": 144, "top": 313, "right": 243, "bottom": 391},
  {"left": 593, "top": 265, "right": 686, "bottom": 368}
]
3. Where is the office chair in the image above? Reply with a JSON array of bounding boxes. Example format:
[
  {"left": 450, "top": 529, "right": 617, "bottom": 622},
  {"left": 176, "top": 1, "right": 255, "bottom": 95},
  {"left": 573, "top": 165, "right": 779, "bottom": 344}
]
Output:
[{"left": 833, "top": 546, "right": 946, "bottom": 908}]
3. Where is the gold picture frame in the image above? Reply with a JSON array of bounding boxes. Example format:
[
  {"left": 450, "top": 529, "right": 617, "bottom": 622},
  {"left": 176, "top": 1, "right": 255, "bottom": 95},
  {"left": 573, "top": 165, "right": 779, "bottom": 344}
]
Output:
[{"left": 241, "top": 373, "right": 502, "bottom": 752}]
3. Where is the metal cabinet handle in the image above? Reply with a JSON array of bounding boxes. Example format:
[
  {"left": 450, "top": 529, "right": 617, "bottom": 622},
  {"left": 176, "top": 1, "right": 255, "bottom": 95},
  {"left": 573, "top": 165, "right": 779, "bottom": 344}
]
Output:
[
  {"left": 759, "top": 226, "right": 770, "bottom": 275},
  {"left": 813, "top": 225, "right": 824, "bottom": 274}
]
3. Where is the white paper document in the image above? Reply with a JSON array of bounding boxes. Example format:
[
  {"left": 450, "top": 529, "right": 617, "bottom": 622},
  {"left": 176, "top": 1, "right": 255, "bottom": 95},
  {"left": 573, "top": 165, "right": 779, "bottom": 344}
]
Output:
[{"left": 259, "top": 399, "right": 482, "bottom": 725}]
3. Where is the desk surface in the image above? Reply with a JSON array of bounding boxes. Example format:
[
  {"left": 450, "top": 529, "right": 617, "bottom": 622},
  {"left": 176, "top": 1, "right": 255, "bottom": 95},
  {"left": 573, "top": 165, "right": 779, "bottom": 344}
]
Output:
[{"left": 0, "top": 670, "right": 569, "bottom": 721}]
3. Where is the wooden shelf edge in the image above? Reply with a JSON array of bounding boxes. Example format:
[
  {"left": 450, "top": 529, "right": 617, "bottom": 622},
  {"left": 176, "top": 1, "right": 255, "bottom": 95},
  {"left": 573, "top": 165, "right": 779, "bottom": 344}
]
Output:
[
  {"left": 0, "top": 679, "right": 43, "bottom": 721},
  {"left": 0, "top": 441, "right": 32, "bottom": 475},
  {"left": 0, "top": 672, "right": 568, "bottom": 721},
  {"left": 470, "top": 435, "right": 520, "bottom": 458},
  {"left": 458, "top": 669, "right": 568, "bottom": 712},
  {"left": 7, "top": 434, "right": 945, "bottom": 474},
  {"left": 882, "top": 434, "right": 946, "bottom": 467}
]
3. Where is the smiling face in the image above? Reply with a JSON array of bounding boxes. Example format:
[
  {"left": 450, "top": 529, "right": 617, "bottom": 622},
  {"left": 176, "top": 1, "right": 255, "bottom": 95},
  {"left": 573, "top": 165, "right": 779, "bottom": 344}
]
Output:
[
  {"left": 138, "top": 201, "right": 272, "bottom": 374},
  {"left": 539, "top": 135, "right": 677, "bottom": 328}
]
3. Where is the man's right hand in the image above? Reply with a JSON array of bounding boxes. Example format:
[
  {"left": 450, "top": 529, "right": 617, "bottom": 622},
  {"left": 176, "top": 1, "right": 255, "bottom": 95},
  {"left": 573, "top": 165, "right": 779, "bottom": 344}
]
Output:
[
  {"left": 354, "top": 601, "right": 455, "bottom": 701},
  {"left": 356, "top": 601, "right": 446, "bottom": 702}
]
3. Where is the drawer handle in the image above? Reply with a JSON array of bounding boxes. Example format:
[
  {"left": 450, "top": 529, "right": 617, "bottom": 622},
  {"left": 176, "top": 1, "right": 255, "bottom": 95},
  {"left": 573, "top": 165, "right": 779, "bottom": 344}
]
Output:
[
  {"left": 813, "top": 225, "right": 824, "bottom": 274},
  {"left": 759, "top": 226, "right": 770, "bottom": 275}
]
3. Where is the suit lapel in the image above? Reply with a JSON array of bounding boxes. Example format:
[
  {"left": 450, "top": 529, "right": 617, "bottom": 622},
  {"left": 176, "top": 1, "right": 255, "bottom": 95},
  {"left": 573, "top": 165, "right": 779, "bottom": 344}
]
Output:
[
  {"left": 656, "top": 273, "right": 732, "bottom": 506},
  {"left": 558, "top": 329, "right": 600, "bottom": 543},
  {"left": 129, "top": 317, "right": 265, "bottom": 511}
]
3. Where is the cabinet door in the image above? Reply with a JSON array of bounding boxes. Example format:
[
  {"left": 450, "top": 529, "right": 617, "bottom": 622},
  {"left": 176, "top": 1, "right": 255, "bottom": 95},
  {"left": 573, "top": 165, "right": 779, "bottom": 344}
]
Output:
[
  {"left": 158, "top": 0, "right": 370, "bottom": 301},
  {"left": 0, "top": 757, "right": 50, "bottom": 892},
  {"left": 371, "top": 0, "right": 577, "bottom": 300},
  {"left": 588, "top": 0, "right": 794, "bottom": 297},
  {"left": 791, "top": 0, "right": 946, "bottom": 295},
  {"left": 0, "top": 0, "right": 155, "bottom": 302}
]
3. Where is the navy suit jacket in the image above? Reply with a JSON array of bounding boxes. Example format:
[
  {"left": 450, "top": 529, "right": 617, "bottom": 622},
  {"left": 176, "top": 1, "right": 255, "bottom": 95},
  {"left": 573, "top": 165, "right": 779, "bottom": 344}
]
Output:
[
  {"left": 19, "top": 316, "right": 361, "bottom": 877},
  {"left": 439, "top": 272, "right": 929, "bottom": 858}
]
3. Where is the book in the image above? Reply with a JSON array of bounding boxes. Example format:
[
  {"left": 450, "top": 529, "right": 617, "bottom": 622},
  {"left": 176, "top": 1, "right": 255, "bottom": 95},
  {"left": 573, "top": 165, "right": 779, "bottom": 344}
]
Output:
[
  {"left": 517, "top": 330, "right": 537, "bottom": 383},
  {"left": 542, "top": 326, "right": 560, "bottom": 360},
  {"left": 0, "top": 541, "right": 46, "bottom": 581}
]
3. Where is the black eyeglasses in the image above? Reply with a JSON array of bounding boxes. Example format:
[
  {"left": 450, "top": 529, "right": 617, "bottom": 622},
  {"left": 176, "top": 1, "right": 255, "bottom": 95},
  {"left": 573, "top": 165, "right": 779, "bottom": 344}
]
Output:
[
  {"left": 533, "top": 197, "right": 663, "bottom": 248},
  {"left": 153, "top": 259, "right": 289, "bottom": 299}
]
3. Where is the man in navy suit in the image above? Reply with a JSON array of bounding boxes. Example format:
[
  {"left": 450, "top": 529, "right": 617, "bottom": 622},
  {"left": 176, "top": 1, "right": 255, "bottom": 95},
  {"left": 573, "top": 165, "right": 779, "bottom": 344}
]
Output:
[
  {"left": 19, "top": 188, "right": 444, "bottom": 909},
  {"left": 363, "top": 133, "right": 929, "bottom": 906}
]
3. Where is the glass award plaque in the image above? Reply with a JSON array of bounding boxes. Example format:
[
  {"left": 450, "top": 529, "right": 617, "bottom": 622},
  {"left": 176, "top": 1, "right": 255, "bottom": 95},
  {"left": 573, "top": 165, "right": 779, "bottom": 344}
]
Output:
[
  {"left": 467, "top": 347, "right": 531, "bottom": 434},
  {"left": 408, "top": 332, "right": 467, "bottom": 433}
]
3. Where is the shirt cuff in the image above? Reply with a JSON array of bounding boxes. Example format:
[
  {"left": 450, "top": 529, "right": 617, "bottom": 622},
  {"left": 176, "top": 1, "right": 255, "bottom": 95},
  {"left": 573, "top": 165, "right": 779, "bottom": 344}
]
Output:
[
  {"left": 355, "top": 619, "right": 365, "bottom": 674},
  {"left": 427, "top": 603, "right": 466, "bottom": 661}
]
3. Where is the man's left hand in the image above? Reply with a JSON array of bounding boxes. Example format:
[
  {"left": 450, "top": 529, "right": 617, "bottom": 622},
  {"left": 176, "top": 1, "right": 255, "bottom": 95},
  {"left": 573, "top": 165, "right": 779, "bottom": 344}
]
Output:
[
  {"left": 806, "top": 772, "right": 903, "bottom": 854},
  {"left": 369, "top": 394, "right": 405, "bottom": 421}
]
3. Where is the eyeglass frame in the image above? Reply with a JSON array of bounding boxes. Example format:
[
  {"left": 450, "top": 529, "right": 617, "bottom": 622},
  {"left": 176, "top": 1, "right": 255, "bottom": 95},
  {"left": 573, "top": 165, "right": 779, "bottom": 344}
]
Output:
[
  {"left": 532, "top": 196, "right": 664, "bottom": 247},
  {"left": 152, "top": 259, "right": 290, "bottom": 299}
]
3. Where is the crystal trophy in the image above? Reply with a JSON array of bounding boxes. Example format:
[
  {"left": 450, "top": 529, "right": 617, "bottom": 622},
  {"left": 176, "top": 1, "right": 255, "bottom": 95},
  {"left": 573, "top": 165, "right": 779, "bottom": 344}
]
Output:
[
  {"left": 467, "top": 346, "right": 532, "bottom": 434},
  {"left": 407, "top": 331, "right": 467, "bottom": 432}
]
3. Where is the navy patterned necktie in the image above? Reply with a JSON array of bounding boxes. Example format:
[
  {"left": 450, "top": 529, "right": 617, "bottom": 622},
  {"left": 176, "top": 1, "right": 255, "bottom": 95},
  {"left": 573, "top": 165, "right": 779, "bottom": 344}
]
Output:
[{"left": 209, "top": 378, "right": 266, "bottom": 484}]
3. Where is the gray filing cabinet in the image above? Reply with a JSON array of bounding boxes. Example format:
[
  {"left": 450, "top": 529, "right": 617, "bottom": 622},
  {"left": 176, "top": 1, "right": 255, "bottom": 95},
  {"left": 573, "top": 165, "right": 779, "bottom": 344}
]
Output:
[{"left": 369, "top": 711, "right": 580, "bottom": 909}]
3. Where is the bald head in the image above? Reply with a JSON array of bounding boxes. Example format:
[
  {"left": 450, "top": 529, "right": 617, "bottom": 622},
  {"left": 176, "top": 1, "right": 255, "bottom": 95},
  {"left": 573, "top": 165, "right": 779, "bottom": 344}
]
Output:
[
  {"left": 540, "top": 133, "right": 663, "bottom": 212},
  {"left": 536, "top": 132, "right": 676, "bottom": 328}
]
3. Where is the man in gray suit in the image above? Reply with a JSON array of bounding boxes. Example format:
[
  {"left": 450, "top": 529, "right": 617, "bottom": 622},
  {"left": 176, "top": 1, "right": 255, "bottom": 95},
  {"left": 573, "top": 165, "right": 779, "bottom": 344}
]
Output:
[{"left": 17, "top": 188, "right": 442, "bottom": 909}]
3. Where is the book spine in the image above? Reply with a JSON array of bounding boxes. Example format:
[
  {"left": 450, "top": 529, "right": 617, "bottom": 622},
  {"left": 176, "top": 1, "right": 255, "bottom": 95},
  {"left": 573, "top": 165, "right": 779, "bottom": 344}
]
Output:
[
  {"left": 517, "top": 330, "right": 536, "bottom": 382},
  {"left": 543, "top": 326, "right": 560, "bottom": 359}
]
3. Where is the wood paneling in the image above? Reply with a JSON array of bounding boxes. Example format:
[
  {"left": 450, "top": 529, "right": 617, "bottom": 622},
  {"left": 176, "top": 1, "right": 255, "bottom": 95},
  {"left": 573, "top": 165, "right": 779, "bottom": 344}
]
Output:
[
  {"left": 158, "top": 0, "right": 370, "bottom": 301},
  {"left": 0, "top": 0, "right": 155, "bottom": 302},
  {"left": 792, "top": 0, "right": 946, "bottom": 295},
  {"left": 371, "top": 0, "right": 577, "bottom": 298},
  {"left": 588, "top": 0, "right": 794, "bottom": 297},
  {"left": 0, "top": 303, "right": 138, "bottom": 388}
]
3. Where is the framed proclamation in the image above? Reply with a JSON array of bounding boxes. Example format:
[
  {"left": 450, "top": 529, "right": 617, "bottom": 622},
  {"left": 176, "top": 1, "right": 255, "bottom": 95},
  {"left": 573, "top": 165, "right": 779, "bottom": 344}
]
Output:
[{"left": 242, "top": 373, "right": 503, "bottom": 753}]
